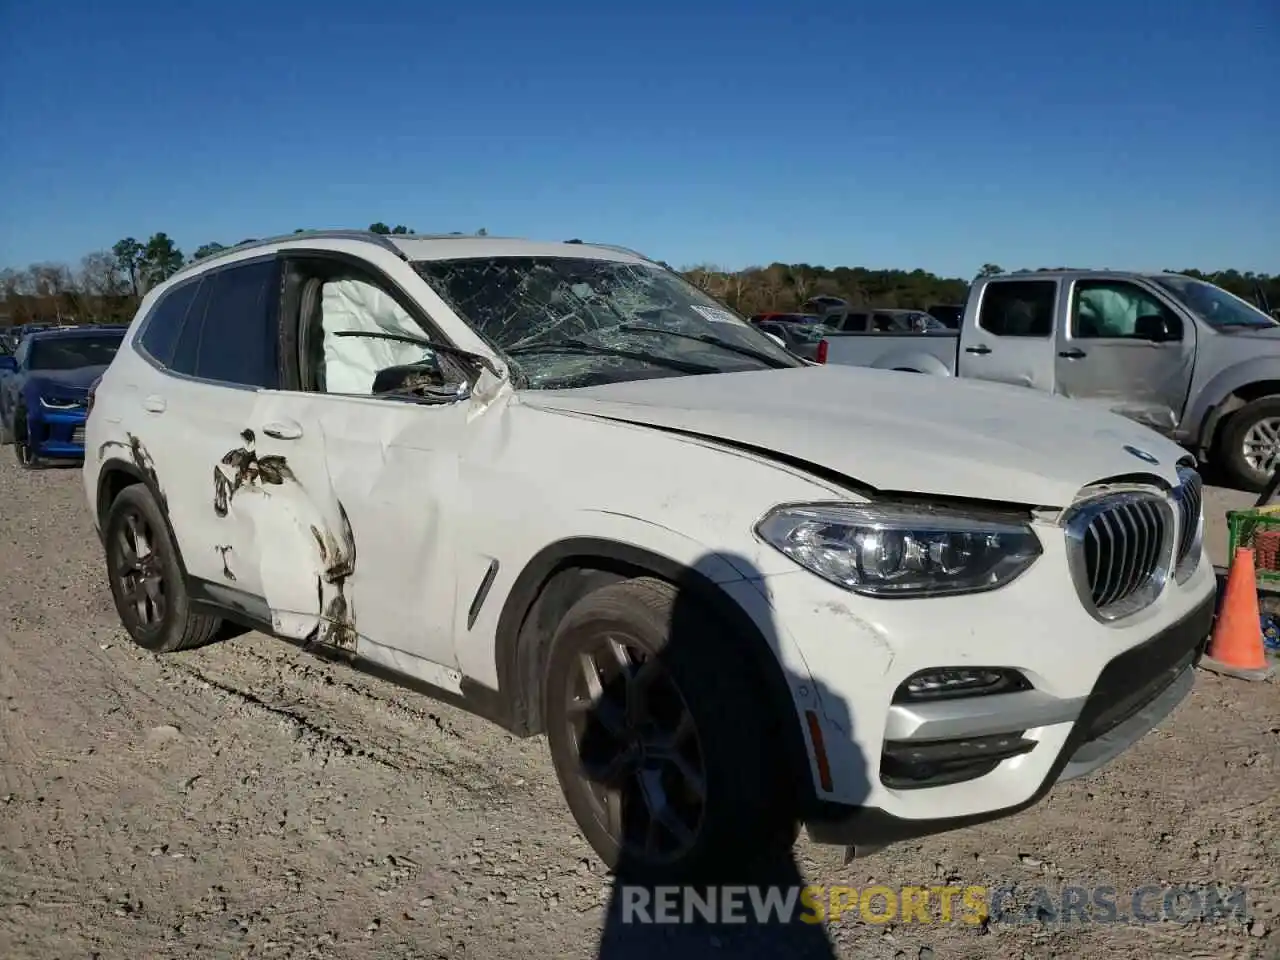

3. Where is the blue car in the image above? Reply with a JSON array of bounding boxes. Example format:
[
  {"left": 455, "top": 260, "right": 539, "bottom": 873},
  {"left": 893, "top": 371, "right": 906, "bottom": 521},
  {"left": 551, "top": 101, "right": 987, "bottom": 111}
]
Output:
[{"left": 0, "top": 325, "right": 125, "bottom": 466}]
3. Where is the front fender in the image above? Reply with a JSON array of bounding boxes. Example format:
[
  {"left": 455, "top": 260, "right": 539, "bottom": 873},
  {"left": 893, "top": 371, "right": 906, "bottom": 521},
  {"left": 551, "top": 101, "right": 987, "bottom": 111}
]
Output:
[
  {"left": 1186, "top": 357, "right": 1280, "bottom": 445},
  {"left": 483, "top": 527, "right": 825, "bottom": 809}
]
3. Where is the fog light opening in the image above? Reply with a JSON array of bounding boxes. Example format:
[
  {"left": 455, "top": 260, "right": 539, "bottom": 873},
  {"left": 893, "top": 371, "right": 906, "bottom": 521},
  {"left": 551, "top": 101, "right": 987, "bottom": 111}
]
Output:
[{"left": 893, "top": 667, "right": 1030, "bottom": 703}]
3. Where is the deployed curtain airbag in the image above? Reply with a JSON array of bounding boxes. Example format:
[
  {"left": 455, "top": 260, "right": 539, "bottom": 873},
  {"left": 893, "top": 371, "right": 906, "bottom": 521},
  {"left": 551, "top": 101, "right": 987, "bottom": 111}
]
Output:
[{"left": 320, "top": 278, "right": 434, "bottom": 394}]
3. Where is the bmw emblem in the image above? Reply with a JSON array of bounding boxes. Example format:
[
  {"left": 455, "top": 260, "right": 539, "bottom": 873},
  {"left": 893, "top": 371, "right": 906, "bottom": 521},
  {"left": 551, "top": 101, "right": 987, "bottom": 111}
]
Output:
[{"left": 1123, "top": 445, "right": 1159, "bottom": 464}]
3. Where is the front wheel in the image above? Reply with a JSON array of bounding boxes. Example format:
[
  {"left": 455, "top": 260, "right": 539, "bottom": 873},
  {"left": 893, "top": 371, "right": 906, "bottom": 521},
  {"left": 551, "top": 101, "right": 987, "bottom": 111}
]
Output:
[
  {"left": 542, "top": 577, "right": 795, "bottom": 885},
  {"left": 103, "top": 485, "right": 223, "bottom": 653},
  {"left": 1219, "top": 396, "right": 1280, "bottom": 493},
  {"left": 12, "top": 410, "right": 36, "bottom": 467}
]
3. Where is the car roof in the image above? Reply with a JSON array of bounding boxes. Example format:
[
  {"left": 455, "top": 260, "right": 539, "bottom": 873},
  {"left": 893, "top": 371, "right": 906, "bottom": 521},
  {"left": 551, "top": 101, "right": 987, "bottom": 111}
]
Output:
[{"left": 168, "top": 229, "right": 655, "bottom": 283}]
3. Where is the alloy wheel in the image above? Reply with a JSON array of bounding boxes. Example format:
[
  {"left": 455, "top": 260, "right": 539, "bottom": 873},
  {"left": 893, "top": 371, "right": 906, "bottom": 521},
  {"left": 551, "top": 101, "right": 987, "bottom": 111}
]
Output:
[
  {"left": 111, "top": 509, "right": 168, "bottom": 633},
  {"left": 1243, "top": 416, "right": 1280, "bottom": 476},
  {"left": 564, "top": 635, "right": 706, "bottom": 865}
]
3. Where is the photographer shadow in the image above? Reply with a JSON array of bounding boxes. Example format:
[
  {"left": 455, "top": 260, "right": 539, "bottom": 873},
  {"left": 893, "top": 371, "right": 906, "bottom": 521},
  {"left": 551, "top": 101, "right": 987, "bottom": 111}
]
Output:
[{"left": 573, "top": 551, "right": 869, "bottom": 959}]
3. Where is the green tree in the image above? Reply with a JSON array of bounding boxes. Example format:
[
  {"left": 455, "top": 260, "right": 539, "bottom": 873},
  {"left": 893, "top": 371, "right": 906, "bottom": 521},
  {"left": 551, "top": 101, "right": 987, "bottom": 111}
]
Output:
[
  {"left": 976, "top": 263, "right": 1003, "bottom": 279},
  {"left": 192, "top": 242, "right": 227, "bottom": 262},
  {"left": 111, "top": 237, "right": 145, "bottom": 296},
  {"left": 141, "top": 232, "right": 184, "bottom": 288},
  {"left": 369, "top": 222, "right": 391, "bottom": 234}
]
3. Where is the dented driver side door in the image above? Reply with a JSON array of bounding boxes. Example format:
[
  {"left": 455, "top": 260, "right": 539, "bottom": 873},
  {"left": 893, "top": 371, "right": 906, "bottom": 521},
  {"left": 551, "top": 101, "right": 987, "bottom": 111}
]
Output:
[
  {"left": 243, "top": 391, "right": 469, "bottom": 685},
  {"left": 225, "top": 253, "right": 475, "bottom": 693}
]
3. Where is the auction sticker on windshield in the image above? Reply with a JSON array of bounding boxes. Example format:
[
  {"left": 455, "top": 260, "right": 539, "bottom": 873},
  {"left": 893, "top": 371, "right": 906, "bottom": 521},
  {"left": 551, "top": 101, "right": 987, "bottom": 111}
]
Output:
[{"left": 691, "top": 305, "right": 744, "bottom": 325}]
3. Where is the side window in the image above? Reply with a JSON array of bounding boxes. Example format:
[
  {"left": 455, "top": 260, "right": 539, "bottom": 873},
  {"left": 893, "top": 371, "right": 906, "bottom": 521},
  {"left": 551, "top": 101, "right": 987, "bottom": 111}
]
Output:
[
  {"left": 139, "top": 279, "right": 202, "bottom": 368},
  {"left": 977, "top": 280, "right": 1056, "bottom": 338},
  {"left": 168, "top": 279, "right": 213, "bottom": 377},
  {"left": 844, "top": 312, "right": 869, "bottom": 332},
  {"left": 1071, "top": 280, "right": 1181, "bottom": 340},
  {"left": 14, "top": 341, "right": 28, "bottom": 368},
  {"left": 192, "top": 261, "right": 280, "bottom": 386},
  {"left": 310, "top": 272, "right": 438, "bottom": 396}
]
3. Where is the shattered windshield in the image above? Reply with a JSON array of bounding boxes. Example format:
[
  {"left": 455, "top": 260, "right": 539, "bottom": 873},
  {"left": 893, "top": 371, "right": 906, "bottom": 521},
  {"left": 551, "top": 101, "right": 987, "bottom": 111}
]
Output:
[{"left": 414, "top": 256, "right": 803, "bottom": 389}]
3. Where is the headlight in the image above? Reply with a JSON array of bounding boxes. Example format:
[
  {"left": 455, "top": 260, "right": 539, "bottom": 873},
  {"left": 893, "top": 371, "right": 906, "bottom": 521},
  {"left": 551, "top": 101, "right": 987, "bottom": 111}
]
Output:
[
  {"left": 755, "top": 502, "right": 1042, "bottom": 597},
  {"left": 40, "top": 394, "right": 80, "bottom": 409}
]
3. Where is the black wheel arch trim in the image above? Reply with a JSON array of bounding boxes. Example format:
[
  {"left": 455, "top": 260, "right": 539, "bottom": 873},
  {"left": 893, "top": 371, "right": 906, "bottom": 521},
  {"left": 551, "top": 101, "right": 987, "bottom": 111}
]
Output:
[
  {"left": 95, "top": 458, "right": 194, "bottom": 580},
  {"left": 493, "top": 536, "right": 819, "bottom": 809}
]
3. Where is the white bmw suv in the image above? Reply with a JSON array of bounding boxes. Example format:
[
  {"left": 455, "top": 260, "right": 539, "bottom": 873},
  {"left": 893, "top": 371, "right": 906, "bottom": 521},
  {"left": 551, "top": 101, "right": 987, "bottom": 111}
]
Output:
[{"left": 84, "top": 230, "right": 1215, "bottom": 883}]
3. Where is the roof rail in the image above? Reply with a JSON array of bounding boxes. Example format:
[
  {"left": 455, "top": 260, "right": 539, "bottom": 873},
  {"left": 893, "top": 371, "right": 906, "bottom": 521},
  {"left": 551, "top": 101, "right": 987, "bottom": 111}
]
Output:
[
  {"left": 566, "top": 240, "right": 651, "bottom": 261},
  {"left": 171, "top": 229, "right": 408, "bottom": 280}
]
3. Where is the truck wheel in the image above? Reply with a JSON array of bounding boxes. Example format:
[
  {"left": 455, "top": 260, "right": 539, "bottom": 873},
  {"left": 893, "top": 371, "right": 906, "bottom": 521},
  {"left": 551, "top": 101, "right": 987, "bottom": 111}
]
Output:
[
  {"left": 1219, "top": 396, "right": 1280, "bottom": 493},
  {"left": 103, "top": 485, "right": 223, "bottom": 653},
  {"left": 542, "top": 577, "right": 795, "bottom": 885}
]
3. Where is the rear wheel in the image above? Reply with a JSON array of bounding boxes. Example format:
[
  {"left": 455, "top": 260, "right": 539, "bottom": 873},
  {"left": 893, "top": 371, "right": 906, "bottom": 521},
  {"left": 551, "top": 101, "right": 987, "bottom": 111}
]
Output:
[
  {"left": 103, "top": 485, "right": 222, "bottom": 653},
  {"left": 542, "top": 577, "right": 795, "bottom": 885},
  {"left": 1219, "top": 396, "right": 1280, "bottom": 492}
]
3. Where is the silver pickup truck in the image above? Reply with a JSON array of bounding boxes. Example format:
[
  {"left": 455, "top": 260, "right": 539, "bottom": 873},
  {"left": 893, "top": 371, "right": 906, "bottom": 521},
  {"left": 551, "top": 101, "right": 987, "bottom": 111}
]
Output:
[{"left": 818, "top": 270, "right": 1280, "bottom": 491}]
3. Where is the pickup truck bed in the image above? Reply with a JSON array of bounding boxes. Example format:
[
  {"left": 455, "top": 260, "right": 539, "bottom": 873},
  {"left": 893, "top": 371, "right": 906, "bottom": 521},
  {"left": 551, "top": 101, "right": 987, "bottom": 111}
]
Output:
[{"left": 820, "top": 329, "right": 960, "bottom": 375}]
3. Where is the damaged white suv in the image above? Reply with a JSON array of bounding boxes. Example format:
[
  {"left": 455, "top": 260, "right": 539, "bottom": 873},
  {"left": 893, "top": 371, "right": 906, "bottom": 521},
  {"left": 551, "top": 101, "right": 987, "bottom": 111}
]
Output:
[{"left": 84, "top": 230, "right": 1215, "bottom": 883}]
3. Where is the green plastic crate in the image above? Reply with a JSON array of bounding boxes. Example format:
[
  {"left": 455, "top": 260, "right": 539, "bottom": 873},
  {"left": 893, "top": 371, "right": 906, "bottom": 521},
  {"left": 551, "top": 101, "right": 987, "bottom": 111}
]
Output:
[{"left": 1226, "top": 508, "right": 1280, "bottom": 585}]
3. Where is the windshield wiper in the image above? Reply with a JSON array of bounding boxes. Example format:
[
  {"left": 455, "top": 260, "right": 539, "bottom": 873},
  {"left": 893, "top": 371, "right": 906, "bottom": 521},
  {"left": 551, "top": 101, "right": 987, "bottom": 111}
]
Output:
[
  {"left": 506, "top": 339, "right": 721, "bottom": 374},
  {"left": 331, "top": 330, "right": 502, "bottom": 378},
  {"left": 616, "top": 324, "right": 794, "bottom": 368}
]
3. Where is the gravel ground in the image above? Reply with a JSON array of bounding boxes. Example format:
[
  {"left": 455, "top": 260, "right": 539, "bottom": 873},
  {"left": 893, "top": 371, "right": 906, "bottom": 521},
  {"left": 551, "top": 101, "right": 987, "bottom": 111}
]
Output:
[{"left": 0, "top": 456, "right": 1276, "bottom": 960}]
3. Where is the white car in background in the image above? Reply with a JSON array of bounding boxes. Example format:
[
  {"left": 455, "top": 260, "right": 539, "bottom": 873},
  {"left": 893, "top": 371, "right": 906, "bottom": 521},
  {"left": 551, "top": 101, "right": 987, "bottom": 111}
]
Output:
[{"left": 83, "top": 230, "right": 1214, "bottom": 883}]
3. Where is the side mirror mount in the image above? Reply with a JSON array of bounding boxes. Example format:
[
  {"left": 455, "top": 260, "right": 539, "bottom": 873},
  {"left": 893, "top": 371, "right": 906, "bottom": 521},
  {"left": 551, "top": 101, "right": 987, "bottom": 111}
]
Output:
[
  {"left": 1134, "top": 314, "right": 1181, "bottom": 342},
  {"left": 372, "top": 361, "right": 470, "bottom": 402},
  {"left": 0, "top": 355, "right": 16, "bottom": 373}
]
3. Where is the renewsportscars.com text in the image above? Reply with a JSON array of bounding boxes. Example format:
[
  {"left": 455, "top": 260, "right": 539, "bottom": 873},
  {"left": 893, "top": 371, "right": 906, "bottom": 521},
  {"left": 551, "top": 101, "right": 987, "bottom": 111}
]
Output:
[{"left": 620, "top": 884, "right": 1251, "bottom": 926}]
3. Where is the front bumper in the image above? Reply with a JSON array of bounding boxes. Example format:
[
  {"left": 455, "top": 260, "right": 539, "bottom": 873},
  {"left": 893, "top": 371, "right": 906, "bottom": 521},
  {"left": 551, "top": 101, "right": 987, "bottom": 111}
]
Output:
[
  {"left": 718, "top": 528, "right": 1218, "bottom": 845},
  {"left": 804, "top": 591, "right": 1212, "bottom": 846},
  {"left": 29, "top": 406, "right": 88, "bottom": 458}
]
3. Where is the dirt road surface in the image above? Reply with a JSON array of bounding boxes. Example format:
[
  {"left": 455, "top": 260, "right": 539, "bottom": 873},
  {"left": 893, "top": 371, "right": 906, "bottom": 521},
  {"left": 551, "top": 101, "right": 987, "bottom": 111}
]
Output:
[{"left": 1, "top": 457, "right": 1276, "bottom": 960}]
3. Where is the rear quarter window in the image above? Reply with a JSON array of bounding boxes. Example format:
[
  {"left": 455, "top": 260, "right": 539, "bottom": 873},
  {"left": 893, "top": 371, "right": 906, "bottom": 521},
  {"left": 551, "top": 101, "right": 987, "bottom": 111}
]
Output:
[
  {"left": 138, "top": 279, "right": 203, "bottom": 367},
  {"left": 977, "top": 280, "right": 1057, "bottom": 337}
]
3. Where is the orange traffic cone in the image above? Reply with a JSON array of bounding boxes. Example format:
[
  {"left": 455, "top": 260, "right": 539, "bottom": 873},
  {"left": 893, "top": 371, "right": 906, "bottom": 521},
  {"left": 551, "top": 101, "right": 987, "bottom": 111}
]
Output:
[{"left": 1201, "top": 547, "right": 1274, "bottom": 681}]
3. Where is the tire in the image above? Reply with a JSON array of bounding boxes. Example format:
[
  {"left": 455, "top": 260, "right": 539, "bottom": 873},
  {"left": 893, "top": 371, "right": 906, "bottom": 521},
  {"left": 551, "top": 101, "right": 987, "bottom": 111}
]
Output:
[
  {"left": 542, "top": 577, "right": 794, "bottom": 885},
  {"left": 12, "top": 409, "right": 36, "bottom": 467},
  {"left": 1218, "top": 396, "right": 1280, "bottom": 493},
  {"left": 102, "top": 484, "right": 223, "bottom": 653}
]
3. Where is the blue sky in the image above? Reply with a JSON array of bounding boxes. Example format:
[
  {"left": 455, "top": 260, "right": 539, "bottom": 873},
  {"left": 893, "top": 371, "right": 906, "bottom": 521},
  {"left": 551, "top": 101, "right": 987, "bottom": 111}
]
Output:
[{"left": 0, "top": 0, "right": 1275, "bottom": 277}]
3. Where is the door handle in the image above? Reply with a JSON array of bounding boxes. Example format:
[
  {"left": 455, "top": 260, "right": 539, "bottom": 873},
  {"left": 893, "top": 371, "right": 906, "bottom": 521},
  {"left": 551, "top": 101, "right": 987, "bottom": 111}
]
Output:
[
  {"left": 261, "top": 420, "right": 303, "bottom": 440},
  {"left": 1058, "top": 348, "right": 1087, "bottom": 359},
  {"left": 142, "top": 395, "right": 166, "bottom": 413},
  {"left": 964, "top": 345, "right": 992, "bottom": 355}
]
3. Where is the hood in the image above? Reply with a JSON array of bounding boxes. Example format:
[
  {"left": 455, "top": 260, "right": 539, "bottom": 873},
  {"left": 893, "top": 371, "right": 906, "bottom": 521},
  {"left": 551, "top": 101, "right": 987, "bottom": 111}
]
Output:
[
  {"left": 1216, "top": 324, "right": 1280, "bottom": 340},
  {"left": 26, "top": 365, "right": 108, "bottom": 392},
  {"left": 520, "top": 366, "right": 1191, "bottom": 507}
]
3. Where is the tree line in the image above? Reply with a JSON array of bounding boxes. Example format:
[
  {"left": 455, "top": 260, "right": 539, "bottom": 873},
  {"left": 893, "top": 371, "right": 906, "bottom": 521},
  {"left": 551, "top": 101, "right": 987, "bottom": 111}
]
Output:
[{"left": 1, "top": 225, "right": 1276, "bottom": 326}]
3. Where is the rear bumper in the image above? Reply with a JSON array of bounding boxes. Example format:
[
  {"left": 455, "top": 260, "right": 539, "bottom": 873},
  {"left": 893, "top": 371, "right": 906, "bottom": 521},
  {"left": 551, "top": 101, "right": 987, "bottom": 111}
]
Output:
[
  {"left": 30, "top": 407, "right": 88, "bottom": 458},
  {"left": 803, "top": 591, "right": 1213, "bottom": 847}
]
